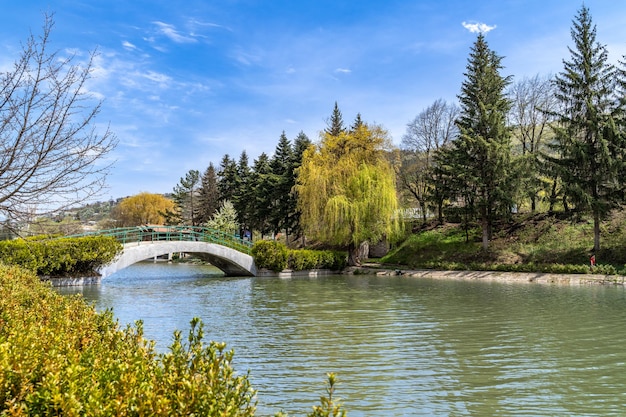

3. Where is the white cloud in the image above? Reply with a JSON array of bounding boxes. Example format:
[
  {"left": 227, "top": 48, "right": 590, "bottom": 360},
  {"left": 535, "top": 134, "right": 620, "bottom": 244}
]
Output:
[
  {"left": 153, "top": 21, "right": 197, "bottom": 44},
  {"left": 462, "top": 21, "right": 497, "bottom": 34},
  {"left": 334, "top": 68, "right": 351, "bottom": 74},
  {"left": 122, "top": 41, "right": 137, "bottom": 50}
]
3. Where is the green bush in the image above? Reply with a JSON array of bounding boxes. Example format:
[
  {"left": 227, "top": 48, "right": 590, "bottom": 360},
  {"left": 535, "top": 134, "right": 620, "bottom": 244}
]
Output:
[
  {"left": 253, "top": 241, "right": 347, "bottom": 272},
  {"left": 252, "top": 240, "right": 289, "bottom": 272},
  {"left": 0, "top": 264, "right": 256, "bottom": 416},
  {"left": 0, "top": 264, "right": 348, "bottom": 416},
  {"left": 0, "top": 235, "right": 121, "bottom": 276}
]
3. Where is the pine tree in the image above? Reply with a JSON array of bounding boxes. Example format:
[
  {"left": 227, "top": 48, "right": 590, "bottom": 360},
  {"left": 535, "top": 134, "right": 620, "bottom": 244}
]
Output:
[
  {"left": 250, "top": 152, "right": 273, "bottom": 237},
  {"left": 548, "top": 5, "right": 625, "bottom": 251},
  {"left": 217, "top": 154, "right": 238, "bottom": 203},
  {"left": 325, "top": 102, "right": 346, "bottom": 137},
  {"left": 233, "top": 151, "right": 252, "bottom": 237},
  {"left": 450, "top": 33, "right": 513, "bottom": 249},
  {"left": 197, "top": 163, "right": 220, "bottom": 224},
  {"left": 166, "top": 170, "right": 201, "bottom": 225},
  {"left": 269, "top": 132, "right": 294, "bottom": 240}
]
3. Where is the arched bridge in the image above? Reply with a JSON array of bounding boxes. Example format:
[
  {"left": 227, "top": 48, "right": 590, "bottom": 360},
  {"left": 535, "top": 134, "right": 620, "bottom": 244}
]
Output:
[{"left": 75, "top": 226, "right": 257, "bottom": 278}]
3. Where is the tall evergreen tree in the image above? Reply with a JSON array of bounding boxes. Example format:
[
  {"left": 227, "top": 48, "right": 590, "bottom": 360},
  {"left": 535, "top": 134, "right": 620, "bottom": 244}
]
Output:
[
  {"left": 449, "top": 33, "right": 513, "bottom": 249},
  {"left": 325, "top": 102, "right": 346, "bottom": 137},
  {"left": 166, "top": 169, "right": 201, "bottom": 225},
  {"left": 197, "top": 163, "right": 220, "bottom": 224},
  {"left": 233, "top": 151, "right": 253, "bottom": 237},
  {"left": 269, "top": 132, "right": 294, "bottom": 240},
  {"left": 250, "top": 152, "right": 273, "bottom": 237},
  {"left": 350, "top": 113, "right": 364, "bottom": 133},
  {"left": 548, "top": 5, "right": 625, "bottom": 252},
  {"left": 217, "top": 154, "right": 238, "bottom": 203}
]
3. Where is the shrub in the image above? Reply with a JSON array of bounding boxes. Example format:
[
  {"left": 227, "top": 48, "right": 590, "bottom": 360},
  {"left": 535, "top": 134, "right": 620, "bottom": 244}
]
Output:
[
  {"left": 0, "top": 235, "right": 121, "bottom": 276},
  {"left": 252, "top": 240, "right": 289, "bottom": 272},
  {"left": 253, "top": 241, "right": 347, "bottom": 272},
  {"left": 0, "top": 264, "right": 348, "bottom": 416},
  {"left": 0, "top": 264, "right": 257, "bottom": 416}
]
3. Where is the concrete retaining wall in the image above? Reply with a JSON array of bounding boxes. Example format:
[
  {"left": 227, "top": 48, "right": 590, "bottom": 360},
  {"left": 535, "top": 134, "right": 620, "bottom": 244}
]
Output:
[{"left": 352, "top": 268, "right": 626, "bottom": 286}]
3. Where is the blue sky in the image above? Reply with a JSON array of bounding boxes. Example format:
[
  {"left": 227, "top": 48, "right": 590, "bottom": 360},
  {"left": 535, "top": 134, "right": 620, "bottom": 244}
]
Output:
[{"left": 2, "top": 1, "right": 625, "bottom": 200}]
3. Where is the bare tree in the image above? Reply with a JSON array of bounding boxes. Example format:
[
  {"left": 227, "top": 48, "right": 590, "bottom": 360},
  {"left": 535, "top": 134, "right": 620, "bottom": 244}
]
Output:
[
  {"left": 508, "top": 74, "right": 557, "bottom": 211},
  {"left": 399, "top": 99, "right": 459, "bottom": 222},
  {"left": 0, "top": 14, "right": 117, "bottom": 226}
]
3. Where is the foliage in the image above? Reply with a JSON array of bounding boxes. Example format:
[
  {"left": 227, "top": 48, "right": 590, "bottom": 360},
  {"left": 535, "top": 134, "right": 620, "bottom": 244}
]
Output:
[
  {"left": 399, "top": 99, "right": 459, "bottom": 223},
  {"left": 0, "top": 264, "right": 257, "bottom": 416},
  {"left": 306, "top": 373, "right": 347, "bottom": 417},
  {"left": 205, "top": 200, "right": 240, "bottom": 235},
  {"left": 0, "top": 14, "right": 117, "bottom": 224},
  {"left": 382, "top": 212, "right": 626, "bottom": 275},
  {"left": 197, "top": 163, "right": 221, "bottom": 224},
  {"left": 296, "top": 110, "right": 400, "bottom": 265},
  {"left": 547, "top": 5, "right": 626, "bottom": 251},
  {"left": 165, "top": 170, "right": 201, "bottom": 226},
  {"left": 0, "top": 235, "right": 121, "bottom": 276},
  {"left": 112, "top": 192, "right": 176, "bottom": 227},
  {"left": 440, "top": 33, "right": 514, "bottom": 249},
  {"left": 252, "top": 240, "right": 289, "bottom": 272},
  {"left": 507, "top": 74, "right": 558, "bottom": 212},
  {"left": 252, "top": 241, "right": 346, "bottom": 272}
]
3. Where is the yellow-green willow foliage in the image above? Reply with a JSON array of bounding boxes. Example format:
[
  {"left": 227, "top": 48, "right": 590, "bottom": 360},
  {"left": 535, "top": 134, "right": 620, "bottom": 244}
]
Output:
[{"left": 296, "top": 123, "right": 400, "bottom": 260}]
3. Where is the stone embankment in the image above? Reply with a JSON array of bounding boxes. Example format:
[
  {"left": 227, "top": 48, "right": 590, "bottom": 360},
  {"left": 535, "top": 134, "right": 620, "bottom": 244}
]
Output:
[{"left": 347, "top": 266, "right": 626, "bottom": 286}]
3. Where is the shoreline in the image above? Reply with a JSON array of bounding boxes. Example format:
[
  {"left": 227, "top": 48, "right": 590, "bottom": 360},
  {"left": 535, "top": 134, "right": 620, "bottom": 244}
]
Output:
[{"left": 347, "top": 265, "right": 626, "bottom": 286}]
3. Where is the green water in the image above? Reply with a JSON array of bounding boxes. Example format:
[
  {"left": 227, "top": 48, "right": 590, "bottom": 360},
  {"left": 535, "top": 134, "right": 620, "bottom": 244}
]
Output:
[{"left": 58, "top": 263, "right": 626, "bottom": 416}]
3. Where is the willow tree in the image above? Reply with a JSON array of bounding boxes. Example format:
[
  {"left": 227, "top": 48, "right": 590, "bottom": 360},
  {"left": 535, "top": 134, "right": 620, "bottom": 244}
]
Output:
[{"left": 296, "top": 120, "right": 400, "bottom": 265}]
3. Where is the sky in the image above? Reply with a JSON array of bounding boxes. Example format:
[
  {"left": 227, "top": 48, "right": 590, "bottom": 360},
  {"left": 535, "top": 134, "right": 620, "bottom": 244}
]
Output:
[{"left": 1, "top": 0, "right": 626, "bottom": 201}]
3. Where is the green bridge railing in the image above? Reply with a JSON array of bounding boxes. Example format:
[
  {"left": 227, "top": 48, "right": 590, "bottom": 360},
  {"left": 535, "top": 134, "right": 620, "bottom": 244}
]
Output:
[{"left": 67, "top": 225, "right": 253, "bottom": 255}]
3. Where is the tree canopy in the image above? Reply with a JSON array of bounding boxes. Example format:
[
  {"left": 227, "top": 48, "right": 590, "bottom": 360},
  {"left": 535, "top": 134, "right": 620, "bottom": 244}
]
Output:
[
  {"left": 296, "top": 113, "right": 399, "bottom": 265},
  {"left": 547, "top": 5, "right": 626, "bottom": 252},
  {"left": 112, "top": 193, "right": 175, "bottom": 227}
]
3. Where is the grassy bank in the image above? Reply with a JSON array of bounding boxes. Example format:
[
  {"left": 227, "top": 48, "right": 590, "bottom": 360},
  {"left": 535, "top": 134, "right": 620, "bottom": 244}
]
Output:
[{"left": 381, "top": 211, "right": 626, "bottom": 275}]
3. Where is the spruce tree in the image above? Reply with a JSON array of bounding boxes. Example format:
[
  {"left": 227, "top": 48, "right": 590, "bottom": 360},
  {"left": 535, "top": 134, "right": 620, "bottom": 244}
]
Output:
[
  {"left": 451, "top": 33, "right": 513, "bottom": 249},
  {"left": 217, "top": 154, "right": 238, "bottom": 203},
  {"left": 197, "top": 163, "right": 220, "bottom": 224},
  {"left": 166, "top": 169, "right": 200, "bottom": 225},
  {"left": 234, "top": 151, "right": 252, "bottom": 237},
  {"left": 549, "top": 5, "right": 625, "bottom": 251},
  {"left": 325, "top": 102, "right": 346, "bottom": 137},
  {"left": 269, "top": 132, "right": 294, "bottom": 240},
  {"left": 250, "top": 152, "right": 273, "bottom": 237}
]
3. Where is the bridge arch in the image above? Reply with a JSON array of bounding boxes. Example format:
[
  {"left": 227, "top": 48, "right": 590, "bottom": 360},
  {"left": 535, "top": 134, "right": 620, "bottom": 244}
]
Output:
[{"left": 98, "top": 241, "right": 257, "bottom": 278}]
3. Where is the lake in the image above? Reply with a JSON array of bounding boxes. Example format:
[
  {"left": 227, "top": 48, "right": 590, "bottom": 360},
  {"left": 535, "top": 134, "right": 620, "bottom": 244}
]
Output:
[{"left": 56, "top": 262, "right": 626, "bottom": 416}]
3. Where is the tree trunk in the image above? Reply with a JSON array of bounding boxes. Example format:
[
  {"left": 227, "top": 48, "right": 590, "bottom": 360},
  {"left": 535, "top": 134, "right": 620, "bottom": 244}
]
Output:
[
  {"left": 481, "top": 217, "right": 489, "bottom": 250},
  {"left": 437, "top": 200, "right": 444, "bottom": 225},
  {"left": 594, "top": 210, "right": 601, "bottom": 252},
  {"left": 347, "top": 242, "right": 368, "bottom": 266}
]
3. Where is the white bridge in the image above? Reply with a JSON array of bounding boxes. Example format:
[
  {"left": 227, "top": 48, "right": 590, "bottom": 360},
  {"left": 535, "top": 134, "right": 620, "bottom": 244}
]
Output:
[{"left": 72, "top": 226, "right": 257, "bottom": 278}]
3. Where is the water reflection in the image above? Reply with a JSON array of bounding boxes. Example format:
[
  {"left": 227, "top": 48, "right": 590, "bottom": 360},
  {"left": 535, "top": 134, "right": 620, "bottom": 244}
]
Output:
[{"left": 57, "top": 263, "right": 626, "bottom": 416}]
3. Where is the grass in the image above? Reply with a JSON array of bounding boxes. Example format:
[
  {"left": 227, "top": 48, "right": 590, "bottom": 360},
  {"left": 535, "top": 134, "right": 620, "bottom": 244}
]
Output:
[{"left": 381, "top": 211, "right": 626, "bottom": 275}]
